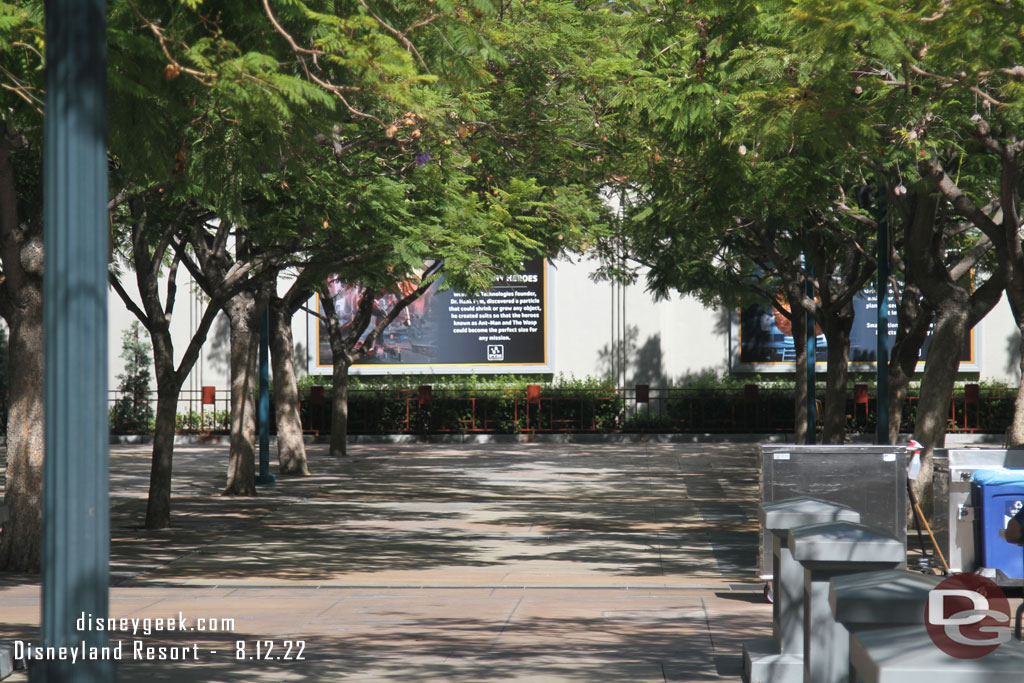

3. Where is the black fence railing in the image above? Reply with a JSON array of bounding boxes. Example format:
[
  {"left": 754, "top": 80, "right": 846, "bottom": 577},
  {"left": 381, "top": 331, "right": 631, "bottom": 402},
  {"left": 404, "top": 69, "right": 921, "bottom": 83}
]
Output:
[
  {"left": 0, "top": 383, "right": 1015, "bottom": 437},
  {"left": 293, "top": 382, "right": 1017, "bottom": 436}
]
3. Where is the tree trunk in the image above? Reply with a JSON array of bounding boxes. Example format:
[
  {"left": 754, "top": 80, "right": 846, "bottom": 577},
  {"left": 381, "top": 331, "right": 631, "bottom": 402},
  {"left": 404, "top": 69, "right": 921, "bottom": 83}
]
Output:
[
  {"left": 911, "top": 300, "right": 969, "bottom": 518},
  {"left": 820, "top": 306, "right": 854, "bottom": 444},
  {"left": 1005, "top": 264, "right": 1024, "bottom": 445},
  {"left": 224, "top": 294, "right": 259, "bottom": 496},
  {"left": 792, "top": 310, "right": 809, "bottom": 444},
  {"left": 1008, "top": 341, "right": 1024, "bottom": 446},
  {"left": 145, "top": 383, "right": 180, "bottom": 528},
  {"left": 0, "top": 135, "right": 44, "bottom": 572},
  {"left": 0, "top": 298, "right": 44, "bottom": 572},
  {"left": 329, "top": 359, "right": 350, "bottom": 458},
  {"left": 887, "top": 287, "right": 932, "bottom": 443},
  {"left": 269, "top": 298, "right": 309, "bottom": 474}
]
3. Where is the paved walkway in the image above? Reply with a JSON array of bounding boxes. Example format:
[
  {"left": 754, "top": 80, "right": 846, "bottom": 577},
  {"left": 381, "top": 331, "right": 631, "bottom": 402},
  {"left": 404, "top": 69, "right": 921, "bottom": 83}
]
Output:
[{"left": 0, "top": 441, "right": 772, "bottom": 681}]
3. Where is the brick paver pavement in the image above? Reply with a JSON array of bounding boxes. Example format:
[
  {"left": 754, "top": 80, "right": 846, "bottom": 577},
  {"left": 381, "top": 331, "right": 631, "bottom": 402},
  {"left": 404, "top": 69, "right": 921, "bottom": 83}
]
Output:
[{"left": 1, "top": 441, "right": 773, "bottom": 681}]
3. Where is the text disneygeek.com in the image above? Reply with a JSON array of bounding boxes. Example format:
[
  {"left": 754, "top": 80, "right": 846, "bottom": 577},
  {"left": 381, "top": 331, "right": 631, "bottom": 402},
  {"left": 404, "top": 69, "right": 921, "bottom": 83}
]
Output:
[{"left": 11, "top": 612, "right": 305, "bottom": 663}]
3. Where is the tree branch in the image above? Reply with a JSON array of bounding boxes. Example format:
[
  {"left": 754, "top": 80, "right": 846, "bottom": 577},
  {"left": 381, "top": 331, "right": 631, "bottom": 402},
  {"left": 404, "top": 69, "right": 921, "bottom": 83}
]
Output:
[
  {"left": 174, "top": 292, "right": 224, "bottom": 386},
  {"left": 109, "top": 272, "right": 152, "bottom": 332},
  {"left": 919, "top": 158, "right": 1003, "bottom": 243},
  {"left": 126, "top": 0, "right": 218, "bottom": 82},
  {"left": 949, "top": 235, "right": 992, "bottom": 282},
  {"left": 355, "top": 0, "right": 428, "bottom": 70},
  {"left": 908, "top": 63, "right": 1004, "bottom": 107},
  {"left": 262, "top": 0, "right": 382, "bottom": 126},
  {"left": 971, "top": 119, "right": 1009, "bottom": 158},
  {"left": 164, "top": 249, "right": 181, "bottom": 321}
]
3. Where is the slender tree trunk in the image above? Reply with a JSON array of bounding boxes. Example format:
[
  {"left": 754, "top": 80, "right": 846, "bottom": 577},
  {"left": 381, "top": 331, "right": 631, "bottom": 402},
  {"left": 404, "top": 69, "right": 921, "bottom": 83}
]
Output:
[
  {"left": 1008, "top": 340, "right": 1024, "bottom": 446},
  {"left": 0, "top": 299, "right": 44, "bottom": 572},
  {"left": 145, "top": 383, "right": 180, "bottom": 528},
  {"left": 269, "top": 298, "right": 309, "bottom": 474},
  {"left": 912, "top": 300, "right": 969, "bottom": 518},
  {"left": 1005, "top": 263, "right": 1024, "bottom": 446},
  {"left": 144, "top": 324, "right": 179, "bottom": 529},
  {"left": 887, "top": 286, "right": 932, "bottom": 443},
  {"left": 791, "top": 304, "right": 809, "bottom": 443},
  {"left": 821, "top": 306, "right": 854, "bottom": 444},
  {"left": 913, "top": 304, "right": 966, "bottom": 450},
  {"left": 329, "top": 359, "right": 350, "bottom": 458},
  {"left": 224, "top": 294, "right": 259, "bottom": 495}
]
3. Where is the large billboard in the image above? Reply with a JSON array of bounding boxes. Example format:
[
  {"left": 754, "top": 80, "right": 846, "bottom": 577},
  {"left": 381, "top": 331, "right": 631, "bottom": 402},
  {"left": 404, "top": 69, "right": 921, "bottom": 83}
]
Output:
[
  {"left": 311, "top": 257, "right": 552, "bottom": 374},
  {"left": 732, "top": 282, "right": 978, "bottom": 372}
]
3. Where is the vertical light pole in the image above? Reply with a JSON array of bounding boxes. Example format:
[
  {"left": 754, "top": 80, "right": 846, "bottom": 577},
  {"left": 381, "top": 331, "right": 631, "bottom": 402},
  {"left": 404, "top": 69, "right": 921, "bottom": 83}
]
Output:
[
  {"left": 805, "top": 257, "right": 816, "bottom": 444},
  {"left": 256, "top": 309, "right": 275, "bottom": 485},
  {"left": 875, "top": 182, "right": 891, "bottom": 444},
  {"left": 40, "top": 0, "right": 112, "bottom": 680}
]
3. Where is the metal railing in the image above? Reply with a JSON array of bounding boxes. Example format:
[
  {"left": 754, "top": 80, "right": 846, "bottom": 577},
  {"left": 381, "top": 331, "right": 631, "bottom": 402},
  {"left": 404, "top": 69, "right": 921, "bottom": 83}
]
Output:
[
  {"left": 107, "top": 388, "right": 231, "bottom": 433},
  {"left": 0, "top": 383, "right": 1016, "bottom": 437}
]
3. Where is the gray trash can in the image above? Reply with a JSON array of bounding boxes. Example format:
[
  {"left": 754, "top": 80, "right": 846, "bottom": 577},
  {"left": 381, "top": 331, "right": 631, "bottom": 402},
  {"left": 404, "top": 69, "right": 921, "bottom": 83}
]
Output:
[
  {"left": 828, "top": 569, "right": 940, "bottom": 683},
  {"left": 850, "top": 624, "right": 1024, "bottom": 682},
  {"left": 788, "top": 521, "right": 904, "bottom": 683},
  {"left": 745, "top": 497, "right": 861, "bottom": 683}
]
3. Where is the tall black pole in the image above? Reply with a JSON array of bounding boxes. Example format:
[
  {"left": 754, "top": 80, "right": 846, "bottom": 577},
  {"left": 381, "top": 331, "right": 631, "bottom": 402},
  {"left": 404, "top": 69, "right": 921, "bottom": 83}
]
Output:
[
  {"left": 40, "top": 0, "right": 112, "bottom": 680},
  {"left": 256, "top": 309, "right": 275, "bottom": 485},
  {"left": 805, "top": 256, "right": 816, "bottom": 444},
  {"left": 876, "top": 181, "right": 891, "bottom": 444}
]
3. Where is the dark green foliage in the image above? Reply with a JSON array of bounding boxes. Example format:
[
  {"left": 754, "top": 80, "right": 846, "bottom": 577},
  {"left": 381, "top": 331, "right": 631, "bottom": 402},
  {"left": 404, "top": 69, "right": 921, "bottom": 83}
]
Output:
[
  {"left": 174, "top": 409, "right": 230, "bottom": 432},
  {"left": 342, "top": 385, "right": 622, "bottom": 434},
  {"left": 111, "top": 322, "right": 154, "bottom": 433}
]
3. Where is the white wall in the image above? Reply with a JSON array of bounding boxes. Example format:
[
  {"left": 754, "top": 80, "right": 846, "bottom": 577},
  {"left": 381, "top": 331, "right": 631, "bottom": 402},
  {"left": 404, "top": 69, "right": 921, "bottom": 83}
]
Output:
[
  {"left": 980, "top": 296, "right": 1021, "bottom": 385},
  {"left": 549, "top": 257, "right": 727, "bottom": 385},
  {"left": 105, "top": 257, "right": 1023, "bottom": 395}
]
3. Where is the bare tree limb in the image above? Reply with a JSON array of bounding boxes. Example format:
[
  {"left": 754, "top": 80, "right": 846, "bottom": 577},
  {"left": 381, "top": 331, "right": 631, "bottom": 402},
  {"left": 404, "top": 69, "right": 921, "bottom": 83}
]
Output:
[
  {"left": 919, "top": 158, "right": 1003, "bottom": 243},
  {"left": 109, "top": 272, "right": 152, "bottom": 332},
  {"left": 164, "top": 250, "right": 181, "bottom": 320},
  {"left": 950, "top": 234, "right": 993, "bottom": 282}
]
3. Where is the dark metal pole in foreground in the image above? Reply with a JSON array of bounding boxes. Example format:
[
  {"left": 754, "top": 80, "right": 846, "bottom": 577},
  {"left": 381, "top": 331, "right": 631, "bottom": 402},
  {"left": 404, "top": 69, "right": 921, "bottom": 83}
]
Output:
[
  {"left": 256, "top": 309, "right": 275, "bottom": 485},
  {"left": 40, "top": 0, "right": 112, "bottom": 680},
  {"left": 805, "top": 257, "right": 816, "bottom": 444},
  {"left": 875, "top": 182, "right": 891, "bottom": 444}
]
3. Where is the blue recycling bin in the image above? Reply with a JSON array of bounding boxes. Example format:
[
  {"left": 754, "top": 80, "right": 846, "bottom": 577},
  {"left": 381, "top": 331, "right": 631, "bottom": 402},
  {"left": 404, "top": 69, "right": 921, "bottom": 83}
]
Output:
[{"left": 972, "top": 469, "right": 1024, "bottom": 578}]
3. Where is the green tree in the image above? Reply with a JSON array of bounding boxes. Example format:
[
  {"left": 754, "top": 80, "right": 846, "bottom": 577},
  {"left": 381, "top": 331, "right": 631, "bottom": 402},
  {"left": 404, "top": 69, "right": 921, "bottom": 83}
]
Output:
[
  {"left": 246, "top": 0, "right": 617, "bottom": 457},
  {"left": 751, "top": 0, "right": 1012, "bottom": 510},
  {"left": 601, "top": 1, "right": 887, "bottom": 443},
  {"left": 606, "top": 1, "right": 1009, "bottom": 464},
  {"left": 112, "top": 321, "right": 155, "bottom": 432},
  {"left": 107, "top": 0, "right": 441, "bottom": 503}
]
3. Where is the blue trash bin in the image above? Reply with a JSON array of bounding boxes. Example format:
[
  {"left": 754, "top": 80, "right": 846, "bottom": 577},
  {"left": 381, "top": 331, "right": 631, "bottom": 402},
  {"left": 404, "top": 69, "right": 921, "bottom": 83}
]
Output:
[{"left": 971, "top": 468, "right": 1024, "bottom": 578}]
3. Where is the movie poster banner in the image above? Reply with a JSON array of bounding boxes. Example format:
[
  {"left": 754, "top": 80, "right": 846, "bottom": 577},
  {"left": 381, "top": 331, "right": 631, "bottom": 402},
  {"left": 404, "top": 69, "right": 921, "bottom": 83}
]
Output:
[
  {"left": 312, "top": 257, "right": 551, "bottom": 374},
  {"left": 732, "top": 282, "right": 978, "bottom": 372}
]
